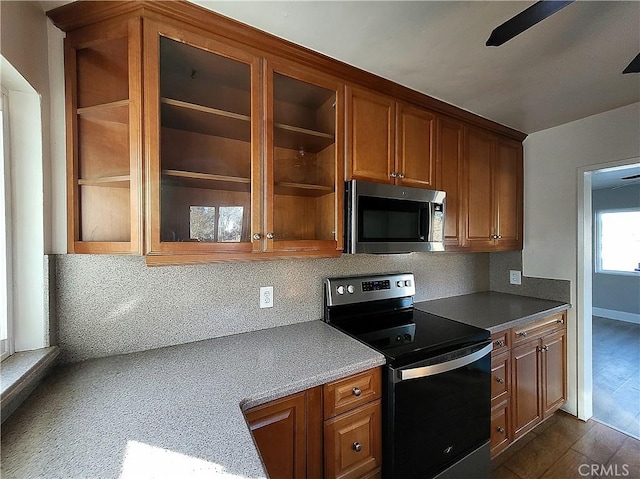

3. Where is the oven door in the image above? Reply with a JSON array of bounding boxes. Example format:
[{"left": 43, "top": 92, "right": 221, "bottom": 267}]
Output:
[{"left": 384, "top": 342, "right": 492, "bottom": 479}]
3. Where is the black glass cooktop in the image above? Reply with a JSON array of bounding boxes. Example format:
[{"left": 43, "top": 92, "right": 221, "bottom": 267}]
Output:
[{"left": 330, "top": 307, "right": 490, "bottom": 366}]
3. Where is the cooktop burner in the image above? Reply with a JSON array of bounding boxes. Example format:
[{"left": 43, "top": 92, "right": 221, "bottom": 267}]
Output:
[{"left": 324, "top": 272, "right": 489, "bottom": 367}]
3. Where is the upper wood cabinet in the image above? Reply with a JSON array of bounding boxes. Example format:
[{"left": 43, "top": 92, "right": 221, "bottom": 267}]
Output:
[
  {"left": 463, "top": 127, "right": 523, "bottom": 251},
  {"left": 346, "top": 87, "right": 436, "bottom": 188},
  {"left": 49, "top": 0, "right": 526, "bottom": 262},
  {"left": 265, "top": 61, "right": 344, "bottom": 255},
  {"left": 64, "top": 18, "right": 144, "bottom": 254},
  {"left": 144, "top": 21, "right": 261, "bottom": 259},
  {"left": 435, "top": 116, "right": 464, "bottom": 248},
  {"left": 346, "top": 86, "right": 395, "bottom": 184},
  {"left": 144, "top": 22, "right": 344, "bottom": 264}
]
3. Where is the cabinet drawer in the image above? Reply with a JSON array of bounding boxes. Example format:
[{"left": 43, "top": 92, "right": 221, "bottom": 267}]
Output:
[
  {"left": 491, "top": 330, "right": 510, "bottom": 355},
  {"left": 324, "top": 400, "right": 382, "bottom": 479},
  {"left": 324, "top": 368, "right": 381, "bottom": 419},
  {"left": 512, "top": 312, "right": 566, "bottom": 346},
  {"left": 491, "top": 350, "right": 510, "bottom": 405},
  {"left": 490, "top": 400, "right": 511, "bottom": 458}
]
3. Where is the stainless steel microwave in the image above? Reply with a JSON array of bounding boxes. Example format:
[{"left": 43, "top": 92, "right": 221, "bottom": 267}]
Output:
[{"left": 344, "top": 180, "right": 446, "bottom": 254}]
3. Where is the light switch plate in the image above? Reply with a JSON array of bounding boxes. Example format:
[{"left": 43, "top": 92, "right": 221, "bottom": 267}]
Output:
[
  {"left": 260, "top": 286, "right": 273, "bottom": 308},
  {"left": 509, "top": 270, "right": 522, "bottom": 285}
]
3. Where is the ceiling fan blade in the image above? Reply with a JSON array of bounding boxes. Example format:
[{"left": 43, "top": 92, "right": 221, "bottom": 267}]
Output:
[
  {"left": 486, "top": 0, "right": 575, "bottom": 47},
  {"left": 621, "top": 173, "right": 640, "bottom": 180},
  {"left": 623, "top": 53, "right": 640, "bottom": 74}
]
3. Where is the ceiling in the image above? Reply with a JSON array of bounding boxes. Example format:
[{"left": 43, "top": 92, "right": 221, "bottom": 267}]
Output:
[
  {"left": 591, "top": 164, "right": 640, "bottom": 190},
  {"left": 43, "top": 1, "right": 640, "bottom": 134}
]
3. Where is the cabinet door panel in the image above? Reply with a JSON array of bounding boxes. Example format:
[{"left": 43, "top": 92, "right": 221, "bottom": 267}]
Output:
[
  {"left": 542, "top": 330, "right": 567, "bottom": 417},
  {"left": 396, "top": 103, "right": 435, "bottom": 188},
  {"left": 512, "top": 340, "right": 542, "bottom": 440},
  {"left": 495, "top": 138, "right": 522, "bottom": 249},
  {"left": 464, "top": 127, "right": 495, "bottom": 248},
  {"left": 324, "top": 400, "right": 382, "bottom": 479},
  {"left": 246, "top": 392, "right": 307, "bottom": 479},
  {"left": 436, "top": 116, "right": 464, "bottom": 247},
  {"left": 347, "top": 86, "right": 395, "bottom": 183}
]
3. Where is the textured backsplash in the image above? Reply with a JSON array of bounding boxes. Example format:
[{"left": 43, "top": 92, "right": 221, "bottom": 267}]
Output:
[{"left": 55, "top": 252, "right": 490, "bottom": 363}]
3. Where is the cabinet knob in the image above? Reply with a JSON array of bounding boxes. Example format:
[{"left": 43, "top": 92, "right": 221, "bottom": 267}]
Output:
[
  {"left": 556, "top": 318, "right": 564, "bottom": 324},
  {"left": 252, "top": 233, "right": 262, "bottom": 240},
  {"left": 497, "top": 234, "right": 502, "bottom": 239},
  {"left": 266, "top": 232, "right": 275, "bottom": 239},
  {"left": 353, "top": 442, "right": 362, "bottom": 453},
  {"left": 543, "top": 345, "right": 549, "bottom": 352},
  {"left": 495, "top": 340, "right": 505, "bottom": 347},
  {"left": 495, "top": 377, "right": 505, "bottom": 384},
  {"left": 352, "top": 387, "right": 362, "bottom": 397},
  {"left": 491, "top": 234, "right": 498, "bottom": 239},
  {"left": 497, "top": 427, "right": 505, "bottom": 434},
  {"left": 518, "top": 331, "right": 528, "bottom": 337},
  {"left": 390, "top": 172, "right": 397, "bottom": 178},
  {"left": 397, "top": 173, "right": 405, "bottom": 179}
]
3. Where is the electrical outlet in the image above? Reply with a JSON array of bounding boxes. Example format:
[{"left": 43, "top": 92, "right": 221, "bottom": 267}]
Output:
[
  {"left": 509, "top": 270, "right": 522, "bottom": 285},
  {"left": 260, "top": 286, "right": 273, "bottom": 308}
]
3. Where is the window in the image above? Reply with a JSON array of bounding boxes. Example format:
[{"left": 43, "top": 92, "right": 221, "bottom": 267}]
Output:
[
  {"left": 0, "top": 89, "right": 13, "bottom": 360},
  {"left": 595, "top": 209, "right": 640, "bottom": 275}
]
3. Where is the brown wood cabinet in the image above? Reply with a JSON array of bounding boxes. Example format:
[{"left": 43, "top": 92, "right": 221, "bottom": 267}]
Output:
[
  {"left": 49, "top": 1, "right": 526, "bottom": 263},
  {"left": 490, "top": 311, "right": 567, "bottom": 458},
  {"left": 463, "top": 127, "right": 523, "bottom": 251},
  {"left": 245, "top": 368, "right": 381, "bottom": 479},
  {"left": 346, "top": 87, "right": 436, "bottom": 189},
  {"left": 63, "top": 17, "right": 144, "bottom": 254},
  {"left": 245, "top": 391, "right": 313, "bottom": 479},
  {"left": 435, "top": 116, "right": 464, "bottom": 248}
]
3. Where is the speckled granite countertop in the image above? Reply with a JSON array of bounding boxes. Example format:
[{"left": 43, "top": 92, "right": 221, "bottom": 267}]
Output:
[
  {"left": 0, "top": 320, "right": 384, "bottom": 479},
  {"left": 415, "top": 292, "right": 570, "bottom": 334}
]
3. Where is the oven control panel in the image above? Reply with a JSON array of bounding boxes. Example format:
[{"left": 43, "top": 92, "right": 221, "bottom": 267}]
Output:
[{"left": 325, "top": 273, "right": 415, "bottom": 306}]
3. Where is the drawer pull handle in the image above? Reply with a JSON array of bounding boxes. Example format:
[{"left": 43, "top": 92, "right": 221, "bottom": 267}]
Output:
[
  {"left": 352, "top": 387, "right": 362, "bottom": 397},
  {"left": 557, "top": 318, "right": 564, "bottom": 324},
  {"left": 495, "top": 377, "right": 505, "bottom": 384},
  {"left": 353, "top": 442, "right": 362, "bottom": 453},
  {"left": 495, "top": 340, "right": 505, "bottom": 347},
  {"left": 497, "top": 427, "right": 505, "bottom": 434},
  {"left": 518, "top": 331, "right": 528, "bottom": 337}
]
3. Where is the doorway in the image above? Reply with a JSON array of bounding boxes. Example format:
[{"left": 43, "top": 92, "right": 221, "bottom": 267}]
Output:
[{"left": 577, "top": 158, "right": 640, "bottom": 438}]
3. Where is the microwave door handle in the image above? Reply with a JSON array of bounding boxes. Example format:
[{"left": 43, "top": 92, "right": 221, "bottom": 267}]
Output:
[{"left": 396, "top": 342, "right": 493, "bottom": 381}]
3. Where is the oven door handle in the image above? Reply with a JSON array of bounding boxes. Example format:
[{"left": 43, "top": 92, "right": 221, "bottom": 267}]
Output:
[{"left": 397, "top": 342, "right": 493, "bottom": 381}]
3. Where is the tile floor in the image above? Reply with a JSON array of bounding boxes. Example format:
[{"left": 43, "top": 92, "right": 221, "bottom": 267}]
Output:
[
  {"left": 492, "top": 411, "right": 640, "bottom": 479},
  {"left": 592, "top": 316, "right": 640, "bottom": 439}
]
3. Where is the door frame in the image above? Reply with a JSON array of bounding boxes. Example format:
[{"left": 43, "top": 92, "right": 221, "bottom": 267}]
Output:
[{"left": 576, "top": 156, "right": 640, "bottom": 420}]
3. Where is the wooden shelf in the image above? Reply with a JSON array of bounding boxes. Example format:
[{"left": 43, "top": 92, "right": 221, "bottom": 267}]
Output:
[
  {"left": 77, "top": 100, "right": 129, "bottom": 123},
  {"left": 78, "top": 175, "right": 130, "bottom": 188},
  {"left": 162, "top": 169, "right": 251, "bottom": 192},
  {"left": 274, "top": 181, "right": 334, "bottom": 197},
  {"left": 161, "top": 98, "right": 251, "bottom": 142},
  {"left": 274, "top": 122, "right": 334, "bottom": 153}
]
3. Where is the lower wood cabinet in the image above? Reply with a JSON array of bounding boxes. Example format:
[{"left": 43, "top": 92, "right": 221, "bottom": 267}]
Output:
[
  {"left": 245, "top": 368, "right": 382, "bottom": 479},
  {"left": 490, "top": 311, "right": 567, "bottom": 458}
]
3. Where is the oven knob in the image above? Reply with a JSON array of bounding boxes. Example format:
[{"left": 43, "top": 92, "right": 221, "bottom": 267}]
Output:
[
  {"left": 396, "top": 280, "right": 403, "bottom": 287},
  {"left": 336, "top": 285, "right": 345, "bottom": 295},
  {"left": 405, "top": 280, "right": 411, "bottom": 287},
  {"left": 396, "top": 335, "right": 402, "bottom": 342},
  {"left": 404, "top": 333, "right": 412, "bottom": 342},
  {"left": 347, "top": 285, "right": 355, "bottom": 294}
]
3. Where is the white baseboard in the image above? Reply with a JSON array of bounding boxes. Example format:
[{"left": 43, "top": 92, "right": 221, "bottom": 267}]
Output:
[{"left": 592, "top": 307, "right": 640, "bottom": 324}]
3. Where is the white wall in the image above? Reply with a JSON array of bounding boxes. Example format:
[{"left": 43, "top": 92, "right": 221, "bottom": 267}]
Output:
[
  {"left": 0, "top": 1, "right": 65, "bottom": 349},
  {"left": 523, "top": 102, "right": 640, "bottom": 417}
]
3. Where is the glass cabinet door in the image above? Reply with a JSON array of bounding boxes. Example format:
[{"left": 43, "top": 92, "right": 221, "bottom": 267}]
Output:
[
  {"left": 145, "top": 22, "right": 260, "bottom": 256},
  {"left": 265, "top": 63, "right": 344, "bottom": 253}
]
